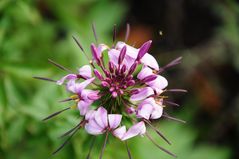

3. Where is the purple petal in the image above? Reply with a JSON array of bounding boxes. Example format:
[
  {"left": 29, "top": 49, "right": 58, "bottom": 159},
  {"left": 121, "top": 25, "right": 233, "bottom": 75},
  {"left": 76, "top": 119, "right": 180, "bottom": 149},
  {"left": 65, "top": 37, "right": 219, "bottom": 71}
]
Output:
[
  {"left": 130, "top": 87, "right": 154, "bottom": 101},
  {"left": 78, "top": 65, "right": 92, "bottom": 79},
  {"left": 94, "top": 107, "right": 108, "bottom": 129},
  {"left": 108, "top": 114, "right": 122, "bottom": 129},
  {"left": 57, "top": 74, "right": 77, "bottom": 85},
  {"left": 85, "top": 119, "right": 104, "bottom": 135},
  {"left": 121, "top": 121, "right": 146, "bottom": 141},
  {"left": 113, "top": 126, "right": 126, "bottom": 139}
]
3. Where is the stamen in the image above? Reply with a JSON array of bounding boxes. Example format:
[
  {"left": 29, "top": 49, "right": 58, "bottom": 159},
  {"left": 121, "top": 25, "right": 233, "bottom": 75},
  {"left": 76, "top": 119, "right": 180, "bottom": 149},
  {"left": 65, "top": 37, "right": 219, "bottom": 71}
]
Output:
[
  {"left": 162, "top": 113, "right": 186, "bottom": 124},
  {"left": 166, "top": 89, "right": 188, "bottom": 93},
  {"left": 52, "top": 124, "right": 81, "bottom": 155},
  {"left": 92, "top": 22, "right": 98, "bottom": 44},
  {"left": 72, "top": 36, "right": 91, "bottom": 61},
  {"left": 125, "top": 23, "right": 130, "bottom": 42},
  {"left": 144, "top": 120, "right": 171, "bottom": 145},
  {"left": 125, "top": 141, "right": 132, "bottom": 159},
  {"left": 48, "top": 59, "right": 72, "bottom": 73},
  {"left": 72, "top": 36, "right": 85, "bottom": 53},
  {"left": 86, "top": 137, "right": 96, "bottom": 159},
  {"left": 158, "top": 57, "right": 182, "bottom": 73},
  {"left": 99, "top": 131, "right": 109, "bottom": 159},
  {"left": 42, "top": 107, "right": 70, "bottom": 121},
  {"left": 59, "top": 122, "right": 82, "bottom": 138},
  {"left": 164, "top": 100, "right": 180, "bottom": 107},
  {"left": 145, "top": 133, "right": 177, "bottom": 158},
  {"left": 33, "top": 76, "right": 57, "bottom": 83},
  {"left": 58, "top": 98, "right": 73, "bottom": 103}
]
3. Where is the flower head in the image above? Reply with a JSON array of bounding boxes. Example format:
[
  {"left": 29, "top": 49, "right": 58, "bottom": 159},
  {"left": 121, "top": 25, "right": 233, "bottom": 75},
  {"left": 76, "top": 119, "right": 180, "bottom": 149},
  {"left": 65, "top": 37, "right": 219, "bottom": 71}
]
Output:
[{"left": 37, "top": 25, "right": 186, "bottom": 158}]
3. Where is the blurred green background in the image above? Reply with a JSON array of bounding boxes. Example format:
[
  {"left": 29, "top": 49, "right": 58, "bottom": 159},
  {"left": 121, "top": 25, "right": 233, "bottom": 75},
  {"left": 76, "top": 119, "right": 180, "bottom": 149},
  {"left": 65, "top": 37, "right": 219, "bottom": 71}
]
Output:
[{"left": 0, "top": 0, "right": 238, "bottom": 159}]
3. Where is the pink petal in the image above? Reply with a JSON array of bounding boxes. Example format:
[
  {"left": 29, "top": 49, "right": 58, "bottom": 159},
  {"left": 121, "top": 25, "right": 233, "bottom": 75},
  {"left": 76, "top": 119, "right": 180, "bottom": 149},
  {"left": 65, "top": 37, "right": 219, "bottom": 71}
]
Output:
[
  {"left": 94, "top": 107, "right": 108, "bottom": 129},
  {"left": 141, "top": 53, "right": 159, "bottom": 70},
  {"left": 97, "top": 44, "right": 108, "bottom": 55},
  {"left": 77, "top": 100, "right": 92, "bottom": 115},
  {"left": 73, "top": 77, "right": 95, "bottom": 93},
  {"left": 137, "top": 66, "right": 153, "bottom": 80},
  {"left": 108, "top": 114, "right": 122, "bottom": 129},
  {"left": 108, "top": 46, "right": 135, "bottom": 69},
  {"left": 87, "top": 90, "right": 100, "bottom": 100},
  {"left": 78, "top": 65, "right": 92, "bottom": 79},
  {"left": 130, "top": 87, "right": 154, "bottom": 101},
  {"left": 121, "top": 121, "right": 146, "bottom": 141},
  {"left": 57, "top": 74, "right": 77, "bottom": 85},
  {"left": 66, "top": 79, "right": 77, "bottom": 92},
  {"left": 113, "top": 126, "right": 126, "bottom": 139},
  {"left": 115, "top": 41, "right": 137, "bottom": 59},
  {"left": 85, "top": 110, "right": 96, "bottom": 120},
  {"left": 148, "top": 75, "right": 168, "bottom": 90},
  {"left": 115, "top": 41, "right": 159, "bottom": 70},
  {"left": 137, "top": 104, "right": 153, "bottom": 120},
  {"left": 137, "top": 97, "right": 163, "bottom": 119},
  {"left": 108, "top": 49, "right": 120, "bottom": 67},
  {"left": 85, "top": 119, "right": 104, "bottom": 135},
  {"left": 151, "top": 105, "right": 163, "bottom": 119}
]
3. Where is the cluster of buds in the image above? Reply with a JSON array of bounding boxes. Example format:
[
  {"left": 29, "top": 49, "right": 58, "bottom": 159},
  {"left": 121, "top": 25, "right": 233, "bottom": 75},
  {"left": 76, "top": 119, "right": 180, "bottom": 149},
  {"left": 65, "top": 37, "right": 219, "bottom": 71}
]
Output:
[{"left": 35, "top": 25, "right": 186, "bottom": 158}]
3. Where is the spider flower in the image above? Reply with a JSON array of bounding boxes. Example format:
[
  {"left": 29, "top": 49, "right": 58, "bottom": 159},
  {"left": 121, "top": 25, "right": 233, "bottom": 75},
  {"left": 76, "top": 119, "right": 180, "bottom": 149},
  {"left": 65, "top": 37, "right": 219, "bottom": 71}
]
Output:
[{"left": 37, "top": 26, "right": 186, "bottom": 158}]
